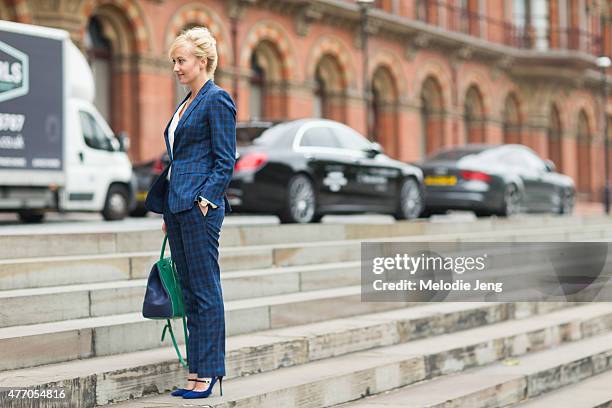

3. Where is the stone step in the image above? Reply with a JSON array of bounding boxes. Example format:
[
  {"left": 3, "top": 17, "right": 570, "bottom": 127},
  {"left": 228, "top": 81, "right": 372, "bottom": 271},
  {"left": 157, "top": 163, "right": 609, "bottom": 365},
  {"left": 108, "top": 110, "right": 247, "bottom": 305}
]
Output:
[
  {"left": 0, "top": 301, "right": 587, "bottom": 407},
  {"left": 0, "top": 246, "right": 274, "bottom": 291},
  {"left": 3, "top": 221, "right": 611, "bottom": 292},
  {"left": 97, "top": 303, "right": 612, "bottom": 407},
  {"left": 0, "top": 214, "right": 607, "bottom": 260},
  {"left": 516, "top": 369, "right": 612, "bottom": 408},
  {"left": 337, "top": 328, "right": 612, "bottom": 408},
  {"left": 0, "top": 285, "right": 417, "bottom": 371},
  {"left": 0, "top": 261, "right": 361, "bottom": 327}
]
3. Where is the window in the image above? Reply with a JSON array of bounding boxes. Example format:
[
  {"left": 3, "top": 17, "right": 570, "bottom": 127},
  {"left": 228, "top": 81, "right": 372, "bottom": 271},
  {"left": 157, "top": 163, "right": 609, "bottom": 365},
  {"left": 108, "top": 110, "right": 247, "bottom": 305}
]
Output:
[
  {"left": 249, "top": 52, "right": 265, "bottom": 120},
  {"left": 79, "top": 111, "right": 114, "bottom": 151},
  {"left": 85, "top": 16, "right": 112, "bottom": 122},
  {"left": 333, "top": 125, "right": 372, "bottom": 151},
  {"left": 512, "top": 0, "right": 550, "bottom": 49},
  {"left": 300, "top": 127, "right": 339, "bottom": 148},
  {"left": 499, "top": 147, "right": 545, "bottom": 171},
  {"left": 520, "top": 148, "right": 546, "bottom": 171},
  {"left": 313, "top": 69, "right": 326, "bottom": 119}
]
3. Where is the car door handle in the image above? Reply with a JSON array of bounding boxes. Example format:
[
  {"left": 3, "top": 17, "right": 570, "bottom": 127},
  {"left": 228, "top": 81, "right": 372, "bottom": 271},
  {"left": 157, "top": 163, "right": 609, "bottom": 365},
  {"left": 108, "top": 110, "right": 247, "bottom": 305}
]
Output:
[
  {"left": 78, "top": 152, "right": 84, "bottom": 163},
  {"left": 352, "top": 158, "right": 361, "bottom": 164}
]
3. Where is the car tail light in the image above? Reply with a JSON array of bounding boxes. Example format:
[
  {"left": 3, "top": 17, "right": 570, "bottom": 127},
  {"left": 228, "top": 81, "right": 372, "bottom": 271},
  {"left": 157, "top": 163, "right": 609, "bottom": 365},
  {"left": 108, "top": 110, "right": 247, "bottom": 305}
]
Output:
[
  {"left": 235, "top": 152, "right": 268, "bottom": 172},
  {"left": 461, "top": 170, "right": 491, "bottom": 183},
  {"left": 152, "top": 158, "right": 164, "bottom": 175}
]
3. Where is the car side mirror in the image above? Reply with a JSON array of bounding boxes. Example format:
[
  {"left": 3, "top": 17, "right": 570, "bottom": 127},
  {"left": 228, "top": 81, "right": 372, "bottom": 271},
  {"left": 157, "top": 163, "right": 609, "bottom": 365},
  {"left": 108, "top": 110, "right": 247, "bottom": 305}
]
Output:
[
  {"left": 544, "top": 159, "right": 556, "bottom": 173},
  {"left": 366, "top": 142, "right": 384, "bottom": 158},
  {"left": 117, "top": 131, "right": 130, "bottom": 152}
]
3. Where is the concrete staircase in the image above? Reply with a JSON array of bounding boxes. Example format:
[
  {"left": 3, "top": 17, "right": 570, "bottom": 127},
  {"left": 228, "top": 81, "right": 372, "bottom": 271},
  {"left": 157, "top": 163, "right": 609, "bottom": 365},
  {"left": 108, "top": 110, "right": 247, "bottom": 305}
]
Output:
[{"left": 0, "top": 215, "right": 611, "bottom": 407}]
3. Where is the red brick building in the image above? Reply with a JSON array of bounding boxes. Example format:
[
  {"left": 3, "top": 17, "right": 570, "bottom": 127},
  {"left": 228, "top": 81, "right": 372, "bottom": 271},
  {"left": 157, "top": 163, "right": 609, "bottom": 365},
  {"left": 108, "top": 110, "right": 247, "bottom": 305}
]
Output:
[{"left": 1, "top": 0, "right": 611, "bottom": 201}]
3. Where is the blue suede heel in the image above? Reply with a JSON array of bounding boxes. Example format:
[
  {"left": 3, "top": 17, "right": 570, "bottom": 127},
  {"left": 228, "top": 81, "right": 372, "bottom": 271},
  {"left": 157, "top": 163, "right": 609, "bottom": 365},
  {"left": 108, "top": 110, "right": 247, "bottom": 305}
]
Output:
[
  {"left": 171, "top": 378, "right": 198, "bottom": 397},
  {"left": 182, "top": 376, "right": 223, "bottom": 399},
  {"left": 170, "top": 388, "right": 190, "bottom": 397}
]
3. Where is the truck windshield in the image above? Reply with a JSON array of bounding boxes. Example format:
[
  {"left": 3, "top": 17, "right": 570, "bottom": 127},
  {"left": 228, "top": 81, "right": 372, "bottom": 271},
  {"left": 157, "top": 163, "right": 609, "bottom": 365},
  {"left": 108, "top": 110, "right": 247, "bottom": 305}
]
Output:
[{"left": 79, "top": 111, "right": 114, "bottom": 152}]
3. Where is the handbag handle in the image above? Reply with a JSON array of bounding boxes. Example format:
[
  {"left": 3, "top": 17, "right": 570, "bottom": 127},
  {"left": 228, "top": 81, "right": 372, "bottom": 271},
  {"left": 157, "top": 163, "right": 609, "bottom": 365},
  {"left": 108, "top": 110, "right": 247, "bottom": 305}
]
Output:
[{"left": 160, "top": 234, "right": 168, "bottom": 260}]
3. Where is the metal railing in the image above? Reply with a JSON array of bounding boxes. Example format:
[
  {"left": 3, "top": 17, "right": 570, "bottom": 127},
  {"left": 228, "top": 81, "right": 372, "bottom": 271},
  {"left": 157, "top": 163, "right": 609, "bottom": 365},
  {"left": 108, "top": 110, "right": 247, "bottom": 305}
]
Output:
[{"left": 405, "top": 0, "right": 602, "bottom": 55}]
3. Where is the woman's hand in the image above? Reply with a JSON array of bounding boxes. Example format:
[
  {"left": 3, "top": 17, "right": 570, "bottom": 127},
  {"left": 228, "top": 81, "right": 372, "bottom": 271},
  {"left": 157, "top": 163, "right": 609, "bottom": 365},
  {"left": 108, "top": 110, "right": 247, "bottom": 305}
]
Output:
[{"left": 199, "top": 203, "right": 209, "bottom": 217}]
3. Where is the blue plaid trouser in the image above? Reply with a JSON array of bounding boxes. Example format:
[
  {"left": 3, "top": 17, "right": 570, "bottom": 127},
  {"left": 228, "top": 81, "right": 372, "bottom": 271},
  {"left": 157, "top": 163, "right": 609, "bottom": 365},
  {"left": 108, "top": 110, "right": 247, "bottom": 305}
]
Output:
[{"left": 163, "top": 194, "right": 226, "bottom": 377}]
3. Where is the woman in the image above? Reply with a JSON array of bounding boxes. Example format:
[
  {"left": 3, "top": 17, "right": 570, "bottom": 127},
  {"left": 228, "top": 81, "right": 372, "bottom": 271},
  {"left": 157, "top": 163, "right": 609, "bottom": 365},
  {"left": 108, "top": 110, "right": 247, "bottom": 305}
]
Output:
[{"left": 145, "top": 27, "right": 236, "bottom": 399}]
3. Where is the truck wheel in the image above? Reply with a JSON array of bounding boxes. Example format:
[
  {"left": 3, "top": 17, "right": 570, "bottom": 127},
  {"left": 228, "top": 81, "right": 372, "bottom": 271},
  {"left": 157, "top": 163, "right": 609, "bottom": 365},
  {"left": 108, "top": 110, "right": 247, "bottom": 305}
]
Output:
[
  {"left": 18, "top": 210, "right": 45, "bottom": 223},
  {"left": 102, "top": 185, "right": 129, "bottom": 221}
]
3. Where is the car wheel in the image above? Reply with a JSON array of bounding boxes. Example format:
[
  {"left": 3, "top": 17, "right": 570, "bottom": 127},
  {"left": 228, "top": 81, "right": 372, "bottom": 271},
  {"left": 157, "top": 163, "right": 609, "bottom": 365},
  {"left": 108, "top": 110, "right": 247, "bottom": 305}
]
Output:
[
  {"left": 280, "top": 174, "right": 317, "bottom": 224},
  {"left": 18, "top": 210, "right": 45, "bottom": 223},
  {"left": 500, "top": 184, "right": 521, "bottom": 217},
  {"left": 559, "top": 189, "right": 574, "bottom": 215},
  {"left": 394, "top": 178, "right": 423, "bottom": 220},
  {"left": 102, "top": 185, "right": 129, "bottom": 221},
  {"left": 474, "top": 210, "right": 491, "bottom": 218}
]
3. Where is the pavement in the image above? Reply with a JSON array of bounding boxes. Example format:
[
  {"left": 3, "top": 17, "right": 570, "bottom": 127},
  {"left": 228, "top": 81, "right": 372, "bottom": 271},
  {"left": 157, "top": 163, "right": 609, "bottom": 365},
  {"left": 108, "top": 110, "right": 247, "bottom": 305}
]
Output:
[{"left": 0, "top": 201, "right": 606, "bottom": 235}]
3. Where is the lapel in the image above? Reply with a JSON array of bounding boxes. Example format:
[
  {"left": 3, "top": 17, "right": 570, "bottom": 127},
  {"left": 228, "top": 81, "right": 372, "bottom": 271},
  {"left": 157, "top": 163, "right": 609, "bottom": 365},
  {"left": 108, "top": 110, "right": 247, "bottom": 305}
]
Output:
[
  {"left": 174, "top": 79, "right": 215, "bottom": 139},
  {"left": 164, "top": 91, "right": 191, "bottom": 160}
]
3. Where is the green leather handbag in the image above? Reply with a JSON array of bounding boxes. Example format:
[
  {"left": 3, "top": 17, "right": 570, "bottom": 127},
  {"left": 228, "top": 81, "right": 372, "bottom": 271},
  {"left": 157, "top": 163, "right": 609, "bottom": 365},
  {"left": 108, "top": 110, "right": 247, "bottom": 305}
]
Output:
[{"left": 142, "top": 234, "right": 189, "bottom": 368}]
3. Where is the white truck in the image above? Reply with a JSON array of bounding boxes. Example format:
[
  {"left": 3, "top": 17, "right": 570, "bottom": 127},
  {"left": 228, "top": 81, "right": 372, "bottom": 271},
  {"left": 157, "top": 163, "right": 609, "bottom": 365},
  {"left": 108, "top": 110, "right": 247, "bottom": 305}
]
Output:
[{"left": 0, "top": 20, "right": 135, "bottom": 222}]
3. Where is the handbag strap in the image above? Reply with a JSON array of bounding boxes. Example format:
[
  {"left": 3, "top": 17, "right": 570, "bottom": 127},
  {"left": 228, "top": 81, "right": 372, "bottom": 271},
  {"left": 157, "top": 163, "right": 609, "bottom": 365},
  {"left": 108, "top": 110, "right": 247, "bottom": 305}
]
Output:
[
  {"left": 160, "top": 234, "right": 168, "bottom": 260},
  {"left": 161, "top": 319, "right": 188, "bottom": 368}
]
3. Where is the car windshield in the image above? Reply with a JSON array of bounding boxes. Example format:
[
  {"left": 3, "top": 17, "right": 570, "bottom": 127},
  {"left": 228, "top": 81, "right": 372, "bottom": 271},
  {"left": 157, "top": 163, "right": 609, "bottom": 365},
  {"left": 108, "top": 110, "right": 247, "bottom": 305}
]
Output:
[{"left": 428, "top": 147, "right": 489, "bottom": 161}]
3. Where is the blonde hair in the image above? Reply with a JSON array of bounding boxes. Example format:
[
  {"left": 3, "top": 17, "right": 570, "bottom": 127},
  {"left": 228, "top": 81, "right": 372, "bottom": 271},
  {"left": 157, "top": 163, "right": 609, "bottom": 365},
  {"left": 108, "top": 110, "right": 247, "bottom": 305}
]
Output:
[{"left": 169, "top": 27, "right": 218, "bottom": 77}]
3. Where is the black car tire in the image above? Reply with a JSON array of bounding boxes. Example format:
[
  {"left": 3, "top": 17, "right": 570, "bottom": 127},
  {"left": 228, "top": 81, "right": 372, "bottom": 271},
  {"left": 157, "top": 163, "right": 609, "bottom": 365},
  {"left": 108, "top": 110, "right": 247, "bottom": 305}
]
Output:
[
  {"left": 474, "top": 210, "right": 491, "bottom": 218},
  {"left": 393, "top": 178, "right": 423, "bottom": 220},
  {"left": 559, "top": 189, "right": 574, "bottom": 215},
  {"left": 18, "top": 210, "right": 45, "bottom": 223},
  {"left": 102, "top": 185, "right": 129, "bottom": 221},
  {"left": 279, "top": 174, "right": 317, "bottom": 224},
  {"left": 499, "top": 184, "right": 521, "bottom": 217}
]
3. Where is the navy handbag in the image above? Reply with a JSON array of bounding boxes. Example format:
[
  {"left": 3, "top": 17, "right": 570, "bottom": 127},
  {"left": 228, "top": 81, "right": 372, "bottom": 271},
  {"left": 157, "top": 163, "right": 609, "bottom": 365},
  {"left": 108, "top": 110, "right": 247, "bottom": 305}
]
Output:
[{"left": 142, "top": 234, "right": 189, "bottom": 367}]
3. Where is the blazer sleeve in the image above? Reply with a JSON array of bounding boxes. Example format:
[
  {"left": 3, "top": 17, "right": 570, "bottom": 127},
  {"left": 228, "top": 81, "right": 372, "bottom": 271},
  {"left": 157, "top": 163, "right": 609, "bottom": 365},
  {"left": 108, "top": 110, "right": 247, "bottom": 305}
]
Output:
[{"left": 197, "top": 89, "right": 237, "bottom": 207}]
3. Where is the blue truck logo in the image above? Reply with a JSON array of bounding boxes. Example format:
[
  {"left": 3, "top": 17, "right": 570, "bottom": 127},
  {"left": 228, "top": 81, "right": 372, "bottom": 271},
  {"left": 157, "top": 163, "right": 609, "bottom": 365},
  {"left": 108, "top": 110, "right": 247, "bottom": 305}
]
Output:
[{"left": 0, "top": 40, "right": 29, "bottom": 103}]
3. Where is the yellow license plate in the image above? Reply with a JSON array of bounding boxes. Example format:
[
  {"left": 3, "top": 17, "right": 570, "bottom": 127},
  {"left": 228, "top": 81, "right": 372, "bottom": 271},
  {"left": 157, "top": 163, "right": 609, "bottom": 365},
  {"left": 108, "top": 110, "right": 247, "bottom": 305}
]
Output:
[{"left": 424, "top": 175, "right": 457, "bottom": 186}]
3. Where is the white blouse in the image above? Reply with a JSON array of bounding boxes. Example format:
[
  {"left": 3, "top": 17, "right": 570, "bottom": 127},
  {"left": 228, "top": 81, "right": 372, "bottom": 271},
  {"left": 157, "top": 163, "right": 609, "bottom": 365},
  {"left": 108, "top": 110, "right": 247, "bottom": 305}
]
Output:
[{"left": 166, "top": 101, "right": 187, "bottom": 181}]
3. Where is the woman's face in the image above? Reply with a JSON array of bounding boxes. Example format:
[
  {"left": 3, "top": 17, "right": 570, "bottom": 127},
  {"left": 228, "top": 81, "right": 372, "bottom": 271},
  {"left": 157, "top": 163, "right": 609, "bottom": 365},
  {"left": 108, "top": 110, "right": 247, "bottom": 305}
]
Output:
[{"left": 171, "top": 43, "right": 206, "bottom": 86}]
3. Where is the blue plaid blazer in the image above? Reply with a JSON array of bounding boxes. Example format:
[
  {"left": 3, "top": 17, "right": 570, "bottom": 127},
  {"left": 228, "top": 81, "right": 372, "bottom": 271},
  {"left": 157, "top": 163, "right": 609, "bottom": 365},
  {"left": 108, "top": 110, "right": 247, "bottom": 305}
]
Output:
[{"left": 146, "top": 80, "right": 236, "bottom": 214}]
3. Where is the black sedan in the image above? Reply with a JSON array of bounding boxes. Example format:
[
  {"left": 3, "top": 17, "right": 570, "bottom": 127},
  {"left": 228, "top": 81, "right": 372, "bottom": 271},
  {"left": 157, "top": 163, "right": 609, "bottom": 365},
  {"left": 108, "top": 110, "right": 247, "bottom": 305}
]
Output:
[
  {"left": 228, "top": 119, "right": 424, "bottom": 223},
  {"left": 417, "top": 144, "right": 575, "bottom": 217}
]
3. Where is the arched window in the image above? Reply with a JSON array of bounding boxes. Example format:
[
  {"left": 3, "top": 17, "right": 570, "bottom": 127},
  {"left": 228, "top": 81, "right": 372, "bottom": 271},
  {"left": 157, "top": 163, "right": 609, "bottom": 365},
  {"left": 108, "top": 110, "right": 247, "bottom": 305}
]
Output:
[
  {"left": 248, "top": 40, "right": 287, "bottom": 120},
  {"left": 313, "top": 66, "right": 327, "bottom": 119},
  {"left": 85, "top": 16, "right": 112, "bottom": 122},
  {"left": 371, "top": 85, "right": 380, "bottom": 142},
  {"left": 502, "top": 94, "right": 521, "bottom": 144},
  {"left": 576, "top": 110, "right": 592, "bottom": 196},
  {"left": 548, "top": 105, "right": 563, "bottom": 171},
  {"left": 249, "top": 51, "right": 265, "bottom": 120},
  {"left": 312, "top": 54, "right": 347, "bottom": 123},
  {"left": 420, "top": 77, "right": 445, "bottom": 156},
  {"left": 371, "top": 66, "right": 399, "bottom": 156},
  {"left": 464, "top": 86, "right": 485, "bottom": 144}
]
